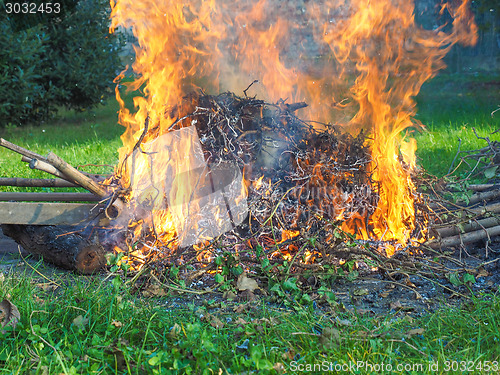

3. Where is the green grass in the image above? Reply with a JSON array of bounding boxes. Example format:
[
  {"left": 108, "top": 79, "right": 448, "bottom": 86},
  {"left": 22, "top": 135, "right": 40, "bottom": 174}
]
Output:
[
  {"left": 414, "top": 73, "right": 500, "bottom": 177},
  {"left": 0, "top": 101, "right": 124, "bottom": 192},
  {"left": 1, "top": 266, "right": 499, "bottom": 374},
  {"left": 414, "top": 122, "right": 498, "bottom": 178}
]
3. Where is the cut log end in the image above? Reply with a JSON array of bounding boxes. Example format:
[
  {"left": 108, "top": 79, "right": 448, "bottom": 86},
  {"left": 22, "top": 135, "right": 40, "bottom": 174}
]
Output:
[{"left": 75, "top": 243, "right": 107, "bottom": 274}]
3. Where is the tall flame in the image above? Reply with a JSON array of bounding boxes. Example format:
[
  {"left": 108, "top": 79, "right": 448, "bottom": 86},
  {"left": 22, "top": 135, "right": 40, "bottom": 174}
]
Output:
[{"left": 109, "top": 0, "right": 477, "bottom": 255}]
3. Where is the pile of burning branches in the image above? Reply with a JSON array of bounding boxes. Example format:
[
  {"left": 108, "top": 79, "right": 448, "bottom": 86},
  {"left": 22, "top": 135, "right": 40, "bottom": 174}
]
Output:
[{"left": 100, "top": 91, "right": 430, "bottom": 278}]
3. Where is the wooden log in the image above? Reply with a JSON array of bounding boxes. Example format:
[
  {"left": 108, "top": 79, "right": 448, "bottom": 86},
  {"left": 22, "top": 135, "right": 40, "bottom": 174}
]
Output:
[
  {"left": 25, "top": 157, "right": 73, "bottom": 181},
  {"left": 1, "top": 224, "right": 106, "bottom": 274},
  {"left": 0, "top": 192, "right": 100, "bottom": 202},
  {"left": 0, "top": 202, "right": 104, "bottom": 225},
  {"left": 435, "top": 216, "right": 500, "bottom": 238},
  {"left": 0, "top": 177, "right": 77, "bottom": 188},
  {"left": 46, "top": 152, "right": 108, "bottom": 197},
  {"left": 21, "top": 156, "right": 109, "bottom": 183},
  {"left": 0, "top": 138, "right": 47, "bottom": 162},
  {"left": 467, "top": 184, "right": 499, "bottom": 192},
  {"left": 440, "top": 225, "right": 500, "bottom": 248},
  {"left": 469, "top": 189, "right": 500, "bottom": 205},
  {"left": 469, "top": 202, "right": 500, "bottom": 215},
  {"left": 45, "top": 152, "right": 124, "bottom": 219},
  {"left": 457, "top": 189, "right": 500, "bottom": 205}
]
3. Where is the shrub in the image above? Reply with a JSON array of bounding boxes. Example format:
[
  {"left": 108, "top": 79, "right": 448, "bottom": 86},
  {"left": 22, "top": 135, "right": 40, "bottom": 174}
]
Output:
[
  {"left": 0, "top": 0, "right": 123, "bottom": 126},
  {"left": 0, "top": 20, "right": 52, "bottom": 124}
]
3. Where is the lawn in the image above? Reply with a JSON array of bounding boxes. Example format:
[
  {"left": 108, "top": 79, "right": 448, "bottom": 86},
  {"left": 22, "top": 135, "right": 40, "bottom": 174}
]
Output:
[{"left": 0, "top": 73, "right": 499, "bottom": 374}]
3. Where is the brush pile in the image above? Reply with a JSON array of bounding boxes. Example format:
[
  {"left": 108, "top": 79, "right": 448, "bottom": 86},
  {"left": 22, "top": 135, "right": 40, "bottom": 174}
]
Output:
[{"left": 100, "top": 91, "right": 432, "bottom": 276}]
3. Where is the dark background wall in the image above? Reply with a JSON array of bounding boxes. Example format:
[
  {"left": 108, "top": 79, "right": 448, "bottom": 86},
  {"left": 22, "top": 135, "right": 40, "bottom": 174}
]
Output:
[{"left": 415, "top": 0, "right": 499, "bottom": 74}]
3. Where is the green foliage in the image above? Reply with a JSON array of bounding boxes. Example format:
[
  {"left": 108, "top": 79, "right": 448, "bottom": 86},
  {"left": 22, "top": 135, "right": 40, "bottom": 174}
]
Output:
[
  {"left": 0, "top": 0, "right": 123, "bottom": 126},
  {"left": 0, "top": 20, "right": 50, "bottom": 124}
]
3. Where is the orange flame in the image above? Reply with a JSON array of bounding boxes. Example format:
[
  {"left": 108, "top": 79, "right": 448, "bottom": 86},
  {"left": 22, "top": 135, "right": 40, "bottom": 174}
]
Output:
[
  {"left": 315, "top": 0, "right": 477, "bottom": 246},
  {"left": 109, "top": 0, "right": 477, "bottom": 260}
]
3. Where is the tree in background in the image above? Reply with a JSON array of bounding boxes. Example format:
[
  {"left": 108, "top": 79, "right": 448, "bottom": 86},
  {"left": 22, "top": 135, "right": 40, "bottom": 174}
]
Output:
[{"left": 0, "top": 0, "right": 123, "bottom": 126}]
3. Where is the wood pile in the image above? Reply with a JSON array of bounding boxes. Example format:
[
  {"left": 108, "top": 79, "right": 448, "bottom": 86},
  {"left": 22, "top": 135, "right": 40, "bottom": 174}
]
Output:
[{"left": 426, "top": 129, "right": 499, "bottom": 252}]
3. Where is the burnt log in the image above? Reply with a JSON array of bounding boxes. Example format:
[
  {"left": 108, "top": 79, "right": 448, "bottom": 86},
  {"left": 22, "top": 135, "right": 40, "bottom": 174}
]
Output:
[{"left": 1, "top": 224, "right": 106, "bottom": 274}]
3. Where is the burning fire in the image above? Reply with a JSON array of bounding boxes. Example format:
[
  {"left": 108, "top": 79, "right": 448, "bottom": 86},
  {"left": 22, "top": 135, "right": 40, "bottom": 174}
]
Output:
[{"left": 108, "top": 0, "right": 477, "bottom": 263}]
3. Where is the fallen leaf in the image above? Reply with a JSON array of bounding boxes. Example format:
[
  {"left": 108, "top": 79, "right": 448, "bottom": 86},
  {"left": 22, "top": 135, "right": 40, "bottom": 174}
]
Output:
[
  {"left": 233, "top": 303, "right": 249, "bottom": 313},
  {"left": 0, "top": 273, "right": 4, "bottom": 283},
  {"left": 0, "top": 299, "right": 20, "bottom": 333},
  {"left": 356, "top": 308, "right": 373, "bottom": 315},
  {"left": 282, "top": 348, "right": 295, "bottom": 360},
  {"left": 273, "top": 362, "right": 285, "bottom": 373},
  {"left": 407, "top": 328, "right": 425, "bottom": 336},
  {"left": 319, "top": 327, "right": 340, "bottom": 348},
  {"left": 35, "top": 283, "right": 58, "bottom": 292},
  {"left": 414, "top": 291, "right": 422, "bottom": 300},
  {"left": 111, "top": 320, "right": 123, "bottom": 328},
  {"left": 202, "top": 313, "right": 224, "bottom": 329},
  {"left": 463, "top": 273, "right": 476, "bottom": 284},
  {"left": 143, "top": 284, "right": 167, "bottom": 297},
  {"left": 405, "top": 278, "right": 416, "bottom": 288},
  {"left": 210, "top": 315, "right": 224, "bottom": 329},
  {"left": 235, "top": 317, "right": 248, "bottom": 326},
  {"left": 401, "top": 315, "right": 414, "bottom": 323},
  {"left": 379, "top": 291, "right": 391, "bottom": 298},
  {"left": 168, "top": 323, "right": 182, "bottom": 339},
  {"left": 352, "top": 288, "right": 369, "bottom": 296},
  {"left": 34, "top": 295, "right": 45, "bottom": 305},
  {"left": 237, "top": 273, "right": 259, "bottom": 292},
  {"left": 390, "top": 301, "right": 402, "bottom": 310},
  {"left": 447, "top": 272, "right": 463, "bottom": 287},
  {"left": 72, "top": 315, "right": 88, "bottom": 329},
  {"left": 238, "top": 289, "right": 257, "bottom": 302},
  {"left": 477, "top": 267, "right": 489, "bottom": 278},
  {"left": 335, "top": 318, "right": 352, "bottom": 327},
  {"left": 255, "top": 317, "right": 279, "bottom": 326},
  {"left": 223, "top": 291, "right": 237, "bottom": 301},
  {"left": 110, "top": 347, "right": 126, "bottom": 370}
]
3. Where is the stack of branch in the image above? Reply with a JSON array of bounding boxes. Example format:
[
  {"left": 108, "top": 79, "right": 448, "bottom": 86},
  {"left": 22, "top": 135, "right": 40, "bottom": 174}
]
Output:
[
  {"left": 428, "top": 186, "right": 500, "bottom": 249},
  {"left": 427, "top": 128, "right": 500, "bottom": 250}
]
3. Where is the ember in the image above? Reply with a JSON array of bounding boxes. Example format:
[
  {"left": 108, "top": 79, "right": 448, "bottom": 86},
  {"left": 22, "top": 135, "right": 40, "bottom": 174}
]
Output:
[{"left": 105, "top": 0, "right": 478, "bottom": 270}]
